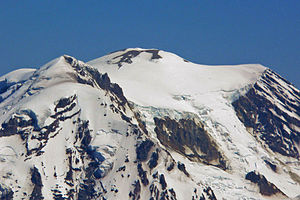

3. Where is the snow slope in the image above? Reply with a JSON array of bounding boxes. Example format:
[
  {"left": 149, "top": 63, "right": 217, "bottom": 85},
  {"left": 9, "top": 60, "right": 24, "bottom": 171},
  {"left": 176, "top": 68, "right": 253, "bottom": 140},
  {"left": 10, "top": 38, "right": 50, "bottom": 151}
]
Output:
[
  {"left": 0, "top": 48, "right": 299, "bottom": 200},
  {"left": 0, "top": 68, "right": 36, "bottom": 83},
  {"left": 88, "top": 48, "right": 266, "bottom": 110},
  {"left": 0, "top": 55, "right": 219, "bottom": 199}
]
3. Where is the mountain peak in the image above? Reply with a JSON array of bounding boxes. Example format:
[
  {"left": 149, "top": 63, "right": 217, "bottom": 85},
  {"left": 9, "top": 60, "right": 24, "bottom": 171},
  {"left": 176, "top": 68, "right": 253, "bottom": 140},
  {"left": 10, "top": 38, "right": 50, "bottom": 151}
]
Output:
[
  {"left": 0, "top": 50, "right": 299, "bottom": 199},
  {"left": 88, "top": 50, "right": 266, "bottom": 109}
]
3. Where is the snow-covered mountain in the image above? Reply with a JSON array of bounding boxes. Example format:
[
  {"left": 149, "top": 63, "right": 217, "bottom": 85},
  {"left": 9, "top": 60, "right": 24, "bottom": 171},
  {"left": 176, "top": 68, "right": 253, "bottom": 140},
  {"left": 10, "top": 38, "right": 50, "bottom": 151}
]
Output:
[{"left": 0, "top": 48, "right": 299, "bottom": 200}]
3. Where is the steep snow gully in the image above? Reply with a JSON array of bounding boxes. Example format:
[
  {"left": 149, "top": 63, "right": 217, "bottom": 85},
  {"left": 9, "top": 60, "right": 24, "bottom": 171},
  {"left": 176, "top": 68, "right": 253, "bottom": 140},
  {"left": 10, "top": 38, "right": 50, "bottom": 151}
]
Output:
[{"left": 0, "top": 48, "right": 299, "bottom": 199}]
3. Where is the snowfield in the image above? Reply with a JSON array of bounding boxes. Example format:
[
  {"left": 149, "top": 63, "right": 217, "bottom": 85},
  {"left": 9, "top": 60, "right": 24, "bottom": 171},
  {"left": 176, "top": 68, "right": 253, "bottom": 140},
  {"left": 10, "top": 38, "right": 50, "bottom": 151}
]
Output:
[
  {"left": 0, "top": 48, "right": 299, "bottom": 199},
  {"left": 88, "top": 48, "right": 266, "bottom": 109}
]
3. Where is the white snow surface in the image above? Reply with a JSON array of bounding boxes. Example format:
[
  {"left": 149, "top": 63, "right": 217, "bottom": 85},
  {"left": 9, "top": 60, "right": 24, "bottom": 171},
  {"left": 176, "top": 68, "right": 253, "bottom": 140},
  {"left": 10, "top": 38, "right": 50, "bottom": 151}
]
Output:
[
  {"left": 88, "top": 48, "right": 266, "bottom": 110},
  {"left": 0, "top": 68, "right": 36, "bottom": 83}
]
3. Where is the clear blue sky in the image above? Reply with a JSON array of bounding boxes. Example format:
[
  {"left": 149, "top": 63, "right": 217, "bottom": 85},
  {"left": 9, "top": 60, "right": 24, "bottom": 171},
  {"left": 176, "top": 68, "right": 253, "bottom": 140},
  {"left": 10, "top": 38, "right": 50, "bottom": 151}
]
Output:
[{"left": 0, "top": 1, "right": 299, "bottom": 87}]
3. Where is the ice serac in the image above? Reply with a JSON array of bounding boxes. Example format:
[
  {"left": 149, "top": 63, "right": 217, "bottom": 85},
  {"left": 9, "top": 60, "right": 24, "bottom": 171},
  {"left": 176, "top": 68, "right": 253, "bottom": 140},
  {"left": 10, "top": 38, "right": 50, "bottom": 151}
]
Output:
[{"left": 0, "top": 48, "right": 299, "bottom": 200}]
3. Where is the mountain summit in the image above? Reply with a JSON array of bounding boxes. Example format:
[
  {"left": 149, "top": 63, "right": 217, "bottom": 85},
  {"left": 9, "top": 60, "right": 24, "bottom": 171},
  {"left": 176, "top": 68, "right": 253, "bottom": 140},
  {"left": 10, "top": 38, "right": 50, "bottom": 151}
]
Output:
[{"left": 0, "top": 48, "right": 299, "bottom": 200}]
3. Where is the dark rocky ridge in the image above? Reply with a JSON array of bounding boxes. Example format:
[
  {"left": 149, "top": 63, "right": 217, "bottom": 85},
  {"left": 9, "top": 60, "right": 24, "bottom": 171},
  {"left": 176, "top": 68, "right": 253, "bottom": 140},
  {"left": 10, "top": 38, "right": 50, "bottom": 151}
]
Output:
[
  {"left": 177, "top": 162, "right": 190, "bottom": 177},
  {"left": 108, "top": 49, "right": 162, "bottom": 68},
  {"left": 233, "top": 69, "right": 300, "bottom": 158},
  {"left": 64, "top": 55, "right": 128, "bottom": 107},
  {"left": 30, "top": 167, "right": 44, "bottom": 200},
  {"left": 136, "top": 139, "right": 154, "bottom": 162},
  {"left": 245, "top": 171, "right": 286, "bottom": 196},
  {"left": 0, "top": 184, "right": 14, "bottom": 200},
  {"left": 148, "top": 150, "right": 159, "bottom": 169}
]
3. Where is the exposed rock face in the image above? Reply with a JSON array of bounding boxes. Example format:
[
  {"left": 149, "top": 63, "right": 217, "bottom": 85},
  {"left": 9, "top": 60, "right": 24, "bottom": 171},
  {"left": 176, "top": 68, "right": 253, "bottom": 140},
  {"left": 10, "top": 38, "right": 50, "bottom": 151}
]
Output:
[
  {"left": 64, "top": 55, "right": 128, "bottom": 106},
  {"left": 137, "top": 163, "right": 149, "bottom": 186},
  {"left": 245, "top": 171, "right": 286, "bottom": 196},
  {"left": 154, "top": 117, "right": 227, "bottom": 169},
  {"left": 177, "top": 162, "right": 190, "bottom": 177},
  {"left": 136, "top": 139, "right": 154, "bottom": 162},
  {"left": 159, "top": 174, "right": 167, "bottom": 190},
  {"left": 107, "top": 49, "right": 162, "bottom": 67},
  {"left": 233, "top": 69, "right": 300, "bottom": 158},
  {"left": 0, "top": 111, "right": 37, "bottom": 138},
  {"left": 202, "top": 187, "right": 217, "bottom": 200},
  {"left": 264, "top": 160, "right": 277, "bottom": 172},
  {"left": 30, "top": 167, "right": 44, "bottom": 200},
  {"left": 148, "top": 150, "right": 159, "bottom": 169},
  {"left": 129, "top": 180, "right": 141, "bottom": 200},
  {"left": 0, "top": 184, "right": 14, "bottom": 200}
]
